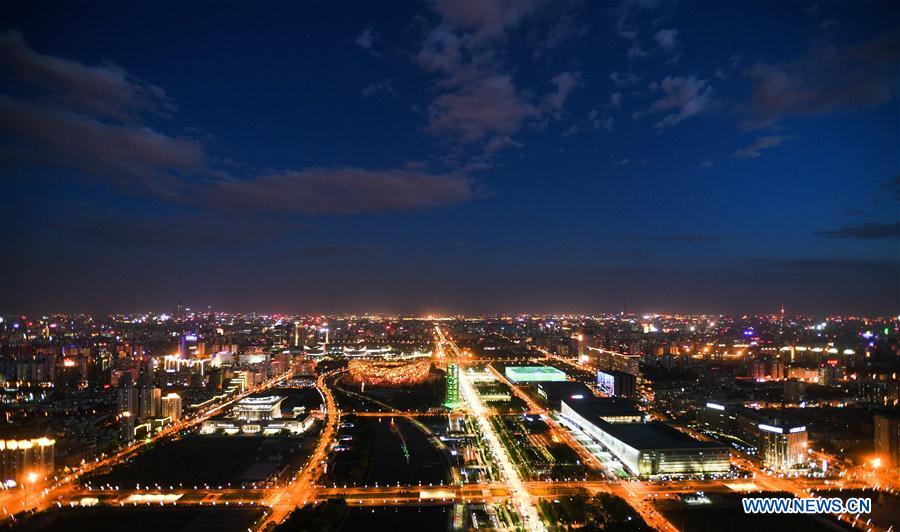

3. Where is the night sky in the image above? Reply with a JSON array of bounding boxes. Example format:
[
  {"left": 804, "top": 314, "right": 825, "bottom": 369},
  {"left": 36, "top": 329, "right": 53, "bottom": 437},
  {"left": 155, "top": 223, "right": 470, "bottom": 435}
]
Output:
[{"left": 1, "top": 1, "right": 898, "bottom": 316}]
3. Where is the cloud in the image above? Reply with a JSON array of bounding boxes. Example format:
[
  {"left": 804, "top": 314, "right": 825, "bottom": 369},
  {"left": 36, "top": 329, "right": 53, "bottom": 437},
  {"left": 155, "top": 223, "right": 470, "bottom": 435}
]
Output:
[
  {"left": 654, "top": 28, "right": 678, "bottom": 51},
  {"left": 598, "top": 116, "right": 615, "bottom": 132},
  {"left": 611, "top": 0, "right": 675, "bottom": 61},
  {"left": 417, "top": 1, "right": 582, "bottom": 152},
  {"left": 0, "top": 94, "right": 206, "bottom": 197},
  {"left": 542, "top": 71, "right": 583, "bottom": 113},
  {"left": 361, "top": 78, "right": 395, "bottom": 98},
  {"left": 0, "top": 33, "right": 482, "bottom": 218},
  {"left": 562, "top": 109, "right": 614, "bottom": 136},
  {"left": 354, "top": 27, "right": 376, "bottom": 50},
  {"left": 698, "top": 160, "right": 713, "bottom": 169},
  {"left": 427, "top": 74, "right": 538, "bottom": 142},
  {"left": 429, "top": 0, "right": 545, "bottom": 44},
  {"left": 662, "top": 233, "right": 733, "bottom": 242},
  {"left": 815, "top": 221, "right": 900, "bottom": 240},
  {"left": 733, "top": 135, "right": 788, "bottom": 158},
  {"left": 0, "top": 30, "right": 175, "bottom": 121},
  {"left": 199, "top": 167, "right": 479, "bottom": 215},
  {"left": 743, "top": 32, "right": 900, "bottom": 128},
  {"left": 610, "top": 72, "right": 641, "bottom": 86},
  {"left": 613, "top": 157, "right": 629, "bottom": 166},
  {"left": 637, "top": 75, "right": 714, "bottom": 129},
  {"left": 610, "top": 92, "right": 623, "bottom": 107}
]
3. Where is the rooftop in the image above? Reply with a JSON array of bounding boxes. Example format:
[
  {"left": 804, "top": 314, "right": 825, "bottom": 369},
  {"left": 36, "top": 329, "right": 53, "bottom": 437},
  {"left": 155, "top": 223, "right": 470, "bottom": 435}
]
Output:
[
  {"left": 563, "top": 396, "right": 645, "bottom": 419},
  {"left": 600, "top": 422, "right": 727, "bottom": 451}
]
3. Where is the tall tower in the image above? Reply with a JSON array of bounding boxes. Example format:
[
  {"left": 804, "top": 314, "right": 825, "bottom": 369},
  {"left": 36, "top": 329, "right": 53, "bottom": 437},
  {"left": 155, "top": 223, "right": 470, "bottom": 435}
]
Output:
[{"left": 444, "top": 363, "right": 460, "bottom": 408}]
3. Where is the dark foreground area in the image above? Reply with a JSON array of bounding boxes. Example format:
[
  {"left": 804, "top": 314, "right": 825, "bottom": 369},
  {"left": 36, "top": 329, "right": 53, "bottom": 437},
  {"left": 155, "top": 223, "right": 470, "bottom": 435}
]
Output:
[
  {"left": 5, "top": 507, "right": 265, "bottom": 532},
  {"left": 274, "top": 501, "right": 451, "bottom": 532}
]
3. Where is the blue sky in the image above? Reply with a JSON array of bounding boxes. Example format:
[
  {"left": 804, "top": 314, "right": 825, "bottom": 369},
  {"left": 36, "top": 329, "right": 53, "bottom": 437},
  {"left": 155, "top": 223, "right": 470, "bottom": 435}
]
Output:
[{"left": 1, "top": 0, "right": 898, "bottom": 315}]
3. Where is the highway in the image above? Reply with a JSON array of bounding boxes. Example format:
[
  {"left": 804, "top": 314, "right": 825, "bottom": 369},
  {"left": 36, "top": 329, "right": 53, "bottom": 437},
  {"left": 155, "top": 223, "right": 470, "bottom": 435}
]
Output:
[
  {"left": 437, "top": 326, "right": 546, "bottom": 531},
  {"left": 256, "top": 368, "right": 342, "bottom": 530}
]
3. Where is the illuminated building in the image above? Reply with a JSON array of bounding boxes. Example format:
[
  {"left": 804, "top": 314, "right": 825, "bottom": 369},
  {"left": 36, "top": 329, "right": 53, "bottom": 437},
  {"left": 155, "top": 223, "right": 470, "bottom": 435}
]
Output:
[
  {"left": 596, "top": 369, "right": 636, "bottom": 397},
  {"left": 201, "top": 415, "right": 314, "bottom": 436},
  {"left": 560, "top": 396, "right": 729, "bottom": 477},
  {"left": 0, "top": 438, "right": 55, "bottom": 486},
  {"left": 504, "top": 365, "right": 567, "bottom": 383},
  {"left": 444, "top": 363, "right": 459, "bottom": 408},
  {"left": 119, "top": 411, "right": 135, "bottom": 442},
  {"left": 757, "top": 422, "right": 807, "bottom": 471},
  {"left": 161, "top": 393, "right": 182, "bottom": 422},
  {"left": 139, "top": 387, "right": 161, "bottom": 419},
  {"left": 347, "top": 358, "right": 432, "bottom": 386},
  {"left": 117, "top": 386, "right": 139, "bottom": 416},
  {"left": 234, "top": 396, "right": 284, "bottom": 421},
  {"left": 201, "top": 395, "right": 314, "bottom": 435},
  {"left": 874, "top": 413, "right": 900, "bottom": 471},
  {"left": 698, "top": 402, "right": 807, "bottom": 470},
  {"left": 537, "top": 381, "right": 593, "bottom": 409},
  {"left": 581, "top": 343, "right": 640, "bottom": 376}
]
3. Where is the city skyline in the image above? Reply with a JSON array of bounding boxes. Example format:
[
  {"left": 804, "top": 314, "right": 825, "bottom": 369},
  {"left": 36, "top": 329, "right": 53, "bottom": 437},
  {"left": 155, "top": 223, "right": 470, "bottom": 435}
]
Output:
[{"left": 2, "top": 1, "right": 898, "bottom": 315}]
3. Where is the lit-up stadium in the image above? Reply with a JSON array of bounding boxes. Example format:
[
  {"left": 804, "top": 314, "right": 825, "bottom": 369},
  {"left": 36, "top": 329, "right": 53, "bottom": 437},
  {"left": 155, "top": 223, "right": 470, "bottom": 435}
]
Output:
[{"left": 347, "top": 357, "right": 433, "bottom": 386}]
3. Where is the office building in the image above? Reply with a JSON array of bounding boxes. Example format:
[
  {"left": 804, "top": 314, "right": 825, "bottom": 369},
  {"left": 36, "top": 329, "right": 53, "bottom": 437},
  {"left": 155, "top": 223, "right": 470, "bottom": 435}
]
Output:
[
  {"left": 597, "top": 369, "right": 637, "bottom": 397},
  {"left": 697, "top": 402, "right": 807, "bottom": 470}
]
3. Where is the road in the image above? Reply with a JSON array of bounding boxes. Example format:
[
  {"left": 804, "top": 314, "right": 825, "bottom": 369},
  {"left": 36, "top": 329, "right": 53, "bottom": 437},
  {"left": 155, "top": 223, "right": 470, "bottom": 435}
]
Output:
[
  {"left": 256, "top": 368, "right": 342, "bottom": 530},
  {"left": 436, "top": 325, "right": 546, "bottom": 532}
]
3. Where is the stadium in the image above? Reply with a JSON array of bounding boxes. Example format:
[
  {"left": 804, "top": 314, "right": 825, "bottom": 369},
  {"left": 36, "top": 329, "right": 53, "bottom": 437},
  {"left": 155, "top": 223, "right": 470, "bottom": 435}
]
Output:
[{"left": 347, "top": 357, "right": 433, "bottom": 386}]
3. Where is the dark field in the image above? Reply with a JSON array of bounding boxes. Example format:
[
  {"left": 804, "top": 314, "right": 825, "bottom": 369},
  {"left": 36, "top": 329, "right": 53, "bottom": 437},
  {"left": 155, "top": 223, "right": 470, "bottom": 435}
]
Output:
[
  {"left": 5, "top": 507, "right": 265, "bottom": 532},
  {"left": 86, "top": 433, "right": 318, "bottom": 488}
]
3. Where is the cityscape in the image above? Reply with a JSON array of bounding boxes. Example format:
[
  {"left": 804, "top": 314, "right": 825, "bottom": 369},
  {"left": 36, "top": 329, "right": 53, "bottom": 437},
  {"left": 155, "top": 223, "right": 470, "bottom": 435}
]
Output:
[
  {"left": 0, "top": 312, "right": 897, "bottom": 530},
  {"left": 1, "top": 0, "right": 898, "bottom": 531}
]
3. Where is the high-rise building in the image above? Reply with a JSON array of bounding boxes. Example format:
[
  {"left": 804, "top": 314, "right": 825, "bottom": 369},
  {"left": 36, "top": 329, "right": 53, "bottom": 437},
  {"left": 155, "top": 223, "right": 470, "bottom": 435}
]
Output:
[
  {"left": 162, "top": 393, "right": 182, "bottom": 422},
  {"left": 444, "top": 363, "right": 459, "bottom": 408},
  {"left": 119, "top": 412, "right": 135, "bottom": 442},
  {"left": 117, "top": 386, "right": 139, "bottom": 416},
  {"left": 87, "top": 349, "right": 112, "bottom": 389},
  {"left": 584, "top": 346, "right": 640, "bottom": 376},
  {"left": 874, "top": 413, "right": 900, "bottom": 472},
  {"left": 0, "top": 438, "right": 55, "bottom": 485},
  {"left": 139, "top": 387, "right": 162, "bottom": 419}
]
